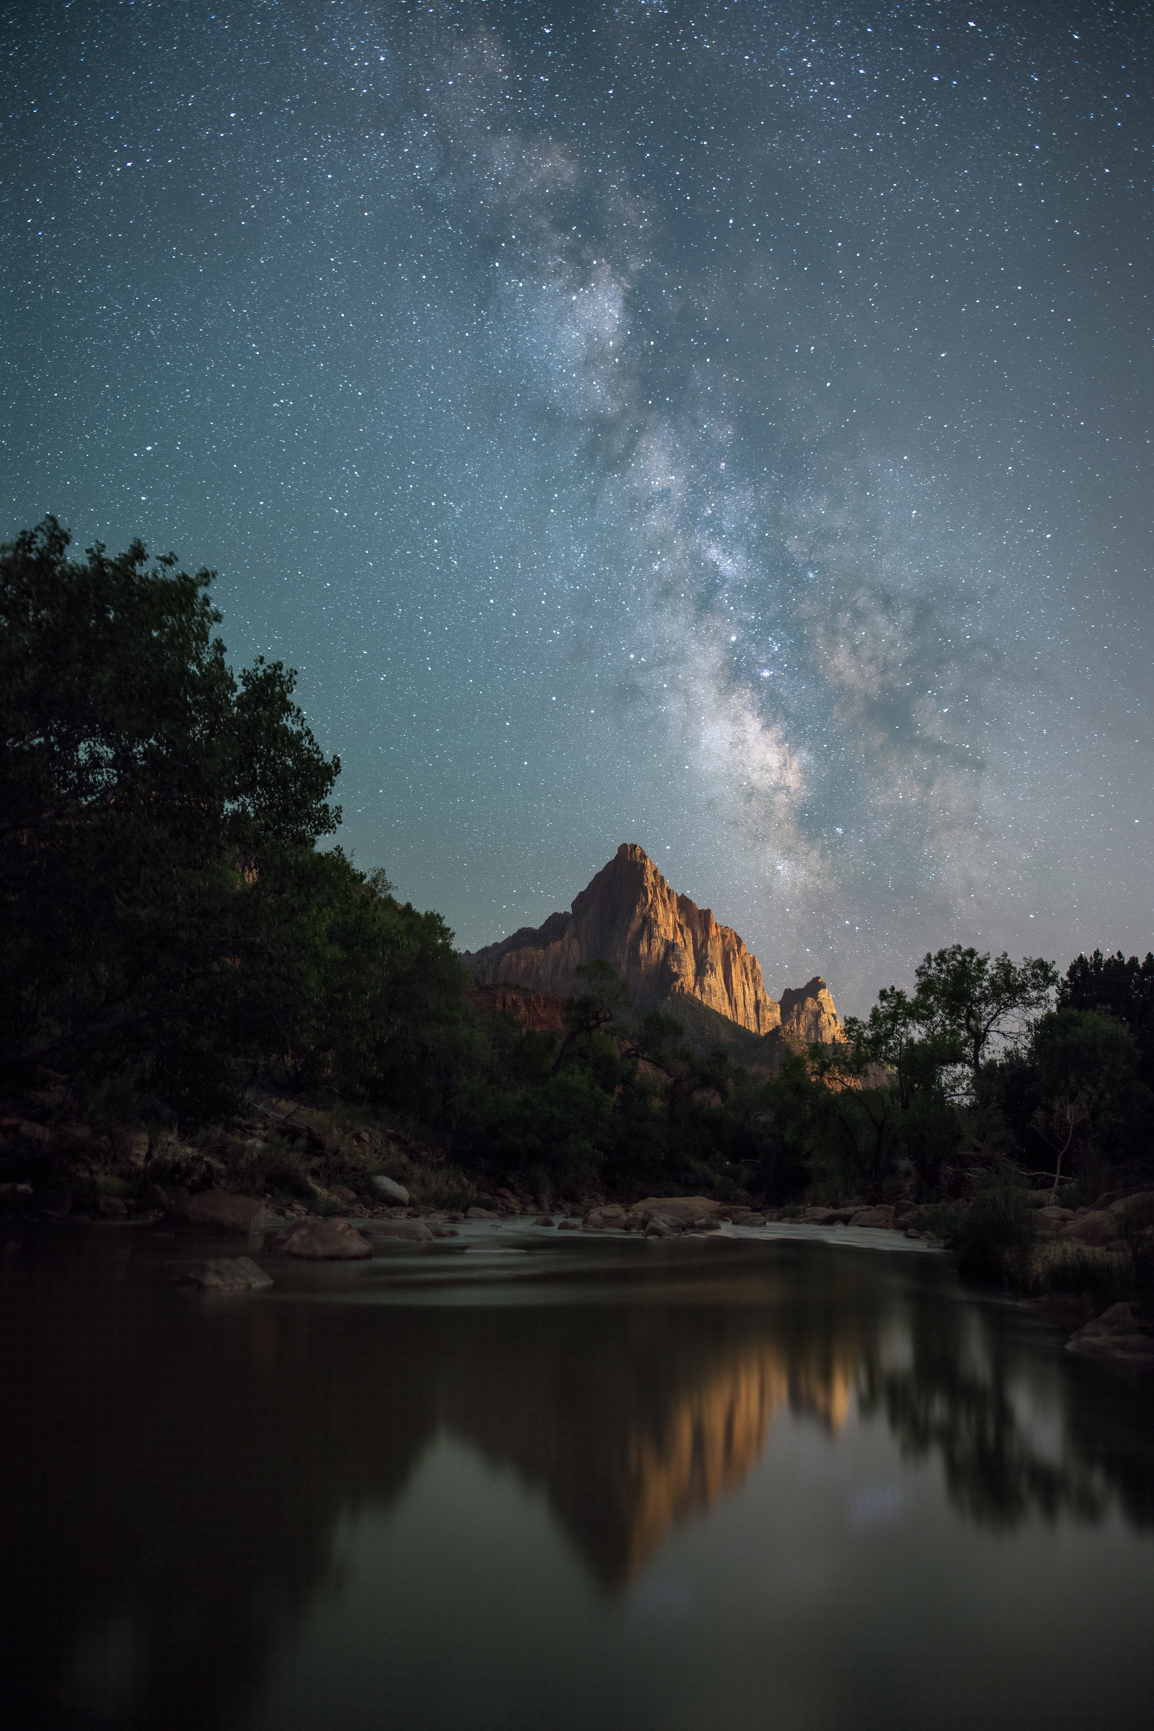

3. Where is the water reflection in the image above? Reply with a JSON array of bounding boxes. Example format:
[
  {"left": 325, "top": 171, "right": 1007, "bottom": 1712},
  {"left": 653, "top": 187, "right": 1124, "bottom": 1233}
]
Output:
[{"left": 0, "top": 1229, "right": 1151, "bottom": 1729}]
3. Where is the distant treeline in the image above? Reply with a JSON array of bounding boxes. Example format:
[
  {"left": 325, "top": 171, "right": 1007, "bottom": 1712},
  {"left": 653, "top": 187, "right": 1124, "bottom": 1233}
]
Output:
[{"left": 3, "top": 520, "right": 1151, "bottom": 1207}]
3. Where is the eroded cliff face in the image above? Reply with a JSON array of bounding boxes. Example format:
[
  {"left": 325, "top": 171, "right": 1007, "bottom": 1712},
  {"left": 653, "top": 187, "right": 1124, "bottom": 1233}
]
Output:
[
  {"left": 461, "top": 844, "right": 844, "bottom": 1041},
  {"left": 462, "top": 843, "right": 781, "bottom": 1035},
  {"left": 779, "top": 977, "right": 844, "bottom": 1045}
]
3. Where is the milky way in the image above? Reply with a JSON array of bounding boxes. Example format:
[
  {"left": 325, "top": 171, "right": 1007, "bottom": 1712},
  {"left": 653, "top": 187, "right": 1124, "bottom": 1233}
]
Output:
[{"left": 4, "top": 1, "right": 1151, "bottom": 1011}]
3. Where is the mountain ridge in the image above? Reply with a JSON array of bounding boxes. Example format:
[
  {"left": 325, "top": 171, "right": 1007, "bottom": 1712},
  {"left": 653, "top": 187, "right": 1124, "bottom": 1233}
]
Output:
[{"left": 461, "top": 844, "right": 842, "bottom": 1045}]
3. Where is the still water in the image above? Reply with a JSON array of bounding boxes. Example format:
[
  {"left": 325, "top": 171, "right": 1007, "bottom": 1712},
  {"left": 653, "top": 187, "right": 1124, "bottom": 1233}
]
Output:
[{"left": 2, "top": 1220, "right": 1152, "bottom": 1730}]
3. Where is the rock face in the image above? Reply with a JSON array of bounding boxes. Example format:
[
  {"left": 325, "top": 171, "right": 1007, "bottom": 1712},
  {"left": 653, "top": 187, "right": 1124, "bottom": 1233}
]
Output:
[
  {"left": 779, "top": 977, "right": 843, "bottom": 1045},
  {"left": 462, "top": 844, "right": 842, "bottom": 1041}
]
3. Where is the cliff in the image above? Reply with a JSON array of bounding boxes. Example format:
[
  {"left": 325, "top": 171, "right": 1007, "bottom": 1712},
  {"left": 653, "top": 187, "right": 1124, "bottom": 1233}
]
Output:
[
  {"left": 461, "top": 844, "right": 843, "bottom": 1042},
  {"left": 779, "top": 977, "right": 843, "bottom": 1045}
]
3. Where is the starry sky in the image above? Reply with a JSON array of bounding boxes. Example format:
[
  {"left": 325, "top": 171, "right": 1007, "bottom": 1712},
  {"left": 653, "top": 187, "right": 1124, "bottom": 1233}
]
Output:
[{"left": 4, "top": 0, "right": 1152, "bottom": 1014}]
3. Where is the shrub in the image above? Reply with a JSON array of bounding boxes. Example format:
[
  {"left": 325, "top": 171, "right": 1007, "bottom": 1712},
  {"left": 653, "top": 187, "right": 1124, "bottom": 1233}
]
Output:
[{"left": 951, "top": 1167, "right": 1035, "bottom": 1278}]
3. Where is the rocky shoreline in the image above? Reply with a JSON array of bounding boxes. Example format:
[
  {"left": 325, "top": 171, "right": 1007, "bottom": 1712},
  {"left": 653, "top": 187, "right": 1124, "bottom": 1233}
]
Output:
[{"left": 4, "top": 1077, "right": 1153, "bottom": 1367}]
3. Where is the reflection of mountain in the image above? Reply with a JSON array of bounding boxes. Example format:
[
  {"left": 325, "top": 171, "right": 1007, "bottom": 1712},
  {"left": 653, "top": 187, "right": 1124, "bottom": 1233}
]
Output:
[
  {"left": 440, "top": 1303, "right": 859, "bottom": 1586},
  {"left": 2, "top": 1233, "right": 1153, "bottom": 1730}
]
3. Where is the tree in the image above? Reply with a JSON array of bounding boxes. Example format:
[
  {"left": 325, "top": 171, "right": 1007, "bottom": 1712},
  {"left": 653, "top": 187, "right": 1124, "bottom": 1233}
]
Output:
[
  {"left": 1058, "top": 950, "right": 1154, "bottom": 1084},
  {"left": 1, "top": 517, "right": 341, "bottom": 1095},
  {"left": 910, "top": 946, "right": 1058, "bottom": 1076},
  {"left": 843, "top": 986, "right": 952, "bottom": 1109},
  {"left": 1029, "top": 1007, "right": 1149, "bottom": 1196}
]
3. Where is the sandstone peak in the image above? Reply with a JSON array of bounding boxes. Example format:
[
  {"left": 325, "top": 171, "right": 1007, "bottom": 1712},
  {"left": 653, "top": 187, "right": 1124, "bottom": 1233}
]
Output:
[
  {"left": 462, "top": 846, "right": 843, "bottom": 1043},
  {"left": 778, "top": 976, "right": 843, "bottom": 1046}
]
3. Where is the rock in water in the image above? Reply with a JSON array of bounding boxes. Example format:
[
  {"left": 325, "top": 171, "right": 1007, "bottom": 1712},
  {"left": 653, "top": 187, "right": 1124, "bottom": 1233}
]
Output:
[
  {"left": 183, "top": 1191, "right": 269, "bottom": 1234},
  {"left": 270, "top": 1219, "right": 373, "bottom": 1259},
  {"left": 177, "top": 1256, "right": 273, "bottom": 1293},
  {"left": 362, "top": 1219, "right": 434, "bottom": 1243},
  {"left": 1067, "top": 1303, "right": 1154, "bottom": 1364}
]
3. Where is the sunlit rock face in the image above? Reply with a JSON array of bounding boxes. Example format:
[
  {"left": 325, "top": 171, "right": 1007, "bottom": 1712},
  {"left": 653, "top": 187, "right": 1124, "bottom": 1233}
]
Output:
[
  {"left": 779, "top": 976, "right": 845, "bottom": 1045},
  {"left": 463, "top": 843, "right": 793, "bottom": 1035},
  {"left": 463, "top": 844, "right": 846, "bottom": 1041},
  {"left": 467, "top": 982, "right": 568, "bottom": 1035}
]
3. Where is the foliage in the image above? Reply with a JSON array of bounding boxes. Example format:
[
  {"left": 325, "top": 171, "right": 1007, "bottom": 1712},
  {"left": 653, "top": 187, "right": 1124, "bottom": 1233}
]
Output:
[
  {"left": 947, "top": 1167, "right": 1036, "bottom": 1279},
  {"left": 909, "top": 945, "right": 1058, "bottom": 1077},
  {"left": 0, "top": 520, "right": 474, "bottom": 1114}
]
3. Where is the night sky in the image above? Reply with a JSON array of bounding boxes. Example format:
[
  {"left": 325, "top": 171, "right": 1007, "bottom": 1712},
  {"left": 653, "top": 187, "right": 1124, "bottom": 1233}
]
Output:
[{"left": 4, "top": 0, "right": 1152, "bottom": 1013}]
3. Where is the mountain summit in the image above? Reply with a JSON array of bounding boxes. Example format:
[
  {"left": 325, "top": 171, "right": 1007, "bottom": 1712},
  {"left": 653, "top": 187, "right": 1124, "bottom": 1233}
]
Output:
[{"left": 461, "top": 844, "right": 841, "bottom": 1042}]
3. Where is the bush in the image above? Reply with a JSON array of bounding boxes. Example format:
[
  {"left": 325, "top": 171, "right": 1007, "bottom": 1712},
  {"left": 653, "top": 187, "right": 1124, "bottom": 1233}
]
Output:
[{"left": 951, "top": 1167, "right": 1035, "bottom": 1278}]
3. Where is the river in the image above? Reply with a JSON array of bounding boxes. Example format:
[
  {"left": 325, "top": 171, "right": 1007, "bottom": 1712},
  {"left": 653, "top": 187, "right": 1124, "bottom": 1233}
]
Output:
[{"left": 2, "top": 1218, "right": 1152, "bottom": 1729}]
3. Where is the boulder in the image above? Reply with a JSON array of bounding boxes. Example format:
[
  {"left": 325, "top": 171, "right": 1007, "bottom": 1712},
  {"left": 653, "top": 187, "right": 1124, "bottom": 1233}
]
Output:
[
  {"left": 466, "top": 1206, "right": 502, "bottom": 1221},
  {"left": 645, "top": 1218, "right": 676, "bottom": 1237},
  {"left": 1067, "top": 1303, "right": 1154, "bottom": 1364},
  {"left": 628, "top": 1195, "right": 722, "bottom": 1228},
  {"left": 0, "top": 1117, "right": 51, "bottom": 1145},
  {"left": 585, "top": 1204, "right": 627, "bottom": 1228},
  {"left": 270, "top": 1218, "right": 373, "bottom": 1259},
  {"left": 535, "top": 1215, "right": 555, "bottom": 1227},
  {"left": 363, "top": 1219, "right": 434, "bottom": 1243},
  {"left": 557, "top": 1220, "right": 580, "bottom": 1232},
  {"left": 1109, "top": 1191, "right": 1154, "bottom": 1219},
  {"left": 177, "top": 1256, "right": 273, "bottom": 1294},
  {"left": 371, "top": 1174, "right": 410, "bottom": 1205},
  {"left": 97, "top": 1194, "right": 128, "bottom": 1219},
  {"left": 848, "top": 1206, "right": 895, "bottom": 1229},
  {"left": 1059, "top": 1211, "right": 1119, "bottom": 1249},
  {"left": 1037, "top": 1206, "right": 1074, "bottom": 1235},
  {"left": 183, "top": 1190, "right": 268, "bottom": 1235}
]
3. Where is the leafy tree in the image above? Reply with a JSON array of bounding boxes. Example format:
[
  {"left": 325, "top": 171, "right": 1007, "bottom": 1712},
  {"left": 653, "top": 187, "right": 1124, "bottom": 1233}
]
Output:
[
  {"left": 910, "top": 946, "right": 1058, "bottom": 1077},
  {"left": 727, "top": 1052, "right": 815, "bottom": 1202},
  {"left": 843, "top": 987, "right": 953, "bottom": 1108},
  {"left": 807, "top": 1043, "right": 904, "bottom": 1199},
  {"left": 1058, "top": 950, "right": 1154, "bottom": 1083},
  {"left": 0, "top": 517, "right": 357, "bottom": 1100},
  {"left": 1029, "top": 1007, "right": 1150, "bottom": 1196}
]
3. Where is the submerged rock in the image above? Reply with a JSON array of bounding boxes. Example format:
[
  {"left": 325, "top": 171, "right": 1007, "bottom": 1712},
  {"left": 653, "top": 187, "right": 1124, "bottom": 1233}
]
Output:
[
  {"left": 270, "top": 1218, "right": 372, "bottom": 1259},
  {"left": 177, "top": 1256, "right": 273, "bottom": 1294},
  {"left": 1067, "top": 1303, "right": 1154, "bottom": 1364}
]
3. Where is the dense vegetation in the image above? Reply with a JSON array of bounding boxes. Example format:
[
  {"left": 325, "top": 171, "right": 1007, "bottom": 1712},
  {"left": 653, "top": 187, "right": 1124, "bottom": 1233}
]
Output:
[{"left": 3, "top": 522, "right": 1152, "bottom": 1289}]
